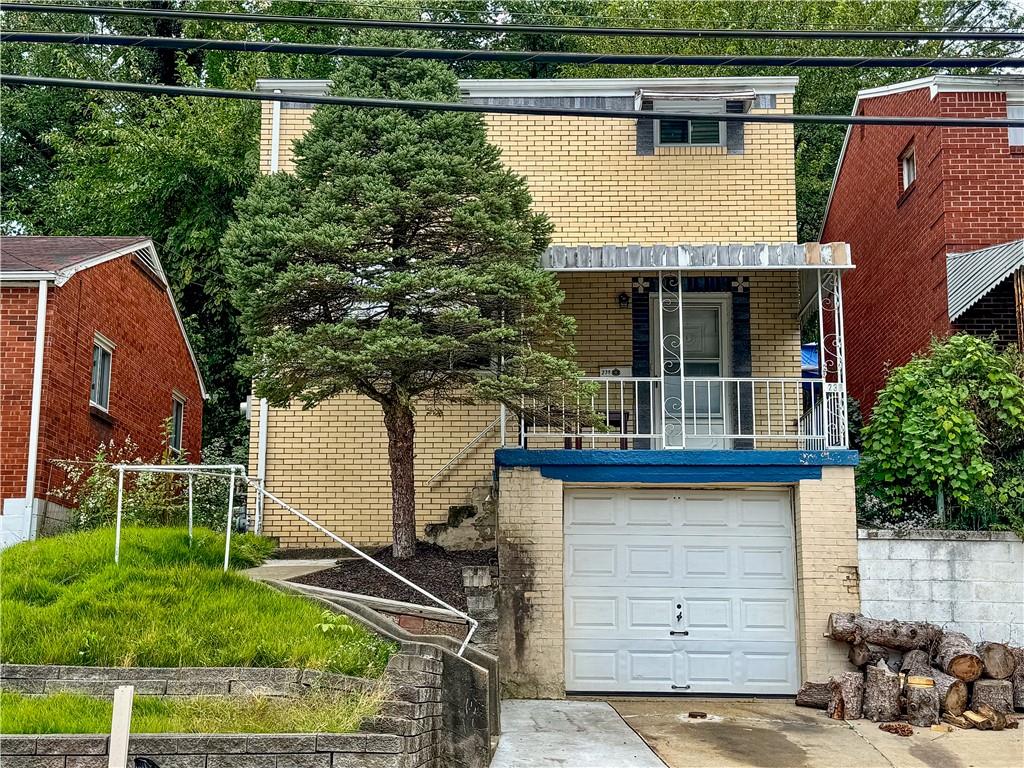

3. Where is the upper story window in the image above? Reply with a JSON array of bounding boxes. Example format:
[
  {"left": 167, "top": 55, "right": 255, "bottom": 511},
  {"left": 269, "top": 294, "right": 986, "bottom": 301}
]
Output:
[
  {"left": 654, "top": 100, "right": 725, "bottom": 147},
  {"left": 900, "top": 146, "right": 917, "bottom": 191},
  {"left": 1009, "top": 102, "right": 1024, "bottom": 146},
  {"left": 90, "top": 334, "right": 113, "bottom": 411},
  {"left": 170, "top": 394, "right": 185, "bottom": 455}
]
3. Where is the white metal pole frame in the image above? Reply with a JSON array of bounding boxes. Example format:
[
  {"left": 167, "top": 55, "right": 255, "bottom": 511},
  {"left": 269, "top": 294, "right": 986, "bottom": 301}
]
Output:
[
  {"left": 269, "top": 90, "right": 282, "bottom": 172},
  {"left": 114, "top": 466, "right": 125, "bottom": 565},
  {"left": 187, "top": 474, "right": 194, "bottom": 542},
  {"left": 255, "top": 397, "right": 269, "bottom": 533},
  {"left": 23, "top": 279, "right": 48, "bottom": 542},
  {"left": 223, "top": 468, "right": 236, "bottom": 572},
  {"left": 108, "top": 684, "right": 134, "bottom": 768}
]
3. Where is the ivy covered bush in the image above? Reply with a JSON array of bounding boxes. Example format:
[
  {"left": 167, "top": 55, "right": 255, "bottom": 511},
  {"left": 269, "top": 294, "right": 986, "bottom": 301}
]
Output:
[{"left": 859, "top": 335, "right": 1024, "bottom": 533}]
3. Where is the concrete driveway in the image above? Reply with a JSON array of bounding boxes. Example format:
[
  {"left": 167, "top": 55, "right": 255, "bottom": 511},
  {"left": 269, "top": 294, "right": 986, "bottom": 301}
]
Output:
[
  {"left": 610, "top": 698, "right": 1023, "bottom": 768},
  {"left": 491, "top": 699, "right": 666, "bottom": 767}
]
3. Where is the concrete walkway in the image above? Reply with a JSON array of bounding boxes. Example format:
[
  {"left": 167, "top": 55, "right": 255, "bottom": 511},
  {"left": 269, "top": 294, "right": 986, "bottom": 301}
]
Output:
[
  {"left": 244, "top": 558, "right": 336, "bottom": 581},
  {"left": 490, "top": 700, "right": 666, "bottom": 768},
  {"left": 611, "top": 698, "right": 1023, "bottom": 768}
]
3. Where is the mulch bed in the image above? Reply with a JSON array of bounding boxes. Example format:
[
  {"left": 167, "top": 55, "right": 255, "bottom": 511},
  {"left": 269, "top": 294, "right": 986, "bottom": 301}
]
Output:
[{"left": 290, "top": 542, "right": 496, "bottom": 612}]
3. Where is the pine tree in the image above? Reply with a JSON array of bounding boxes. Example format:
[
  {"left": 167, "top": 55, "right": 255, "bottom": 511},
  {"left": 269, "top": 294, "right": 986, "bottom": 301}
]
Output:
[{"left": 224, "top": 38, "right": 586, "bottom": 558}]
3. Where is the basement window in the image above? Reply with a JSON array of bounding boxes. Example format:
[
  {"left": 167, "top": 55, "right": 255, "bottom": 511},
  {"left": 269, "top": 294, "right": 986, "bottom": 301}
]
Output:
[
  {"left": 654, "top": 100, "right": 725, "bottom": 147},
  {"left": 90, "top": 334, "right": 113, "bottom": 411},
  {"left": 900, "top": 146, "right": 917, "bottom": 191}
]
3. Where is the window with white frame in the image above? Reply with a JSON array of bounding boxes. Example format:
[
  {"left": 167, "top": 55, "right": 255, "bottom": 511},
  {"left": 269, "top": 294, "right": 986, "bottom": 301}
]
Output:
[
  {"left": 654, "top": 100, "right": 725, "bottom": 147},
  {"left": 90, "top": 335, "right": 113, "bottom": 410},
  {"left": 900, "top": 146, "right": 917, "bottom": 190},
  {"left": 1009, "top": 102, "right": 1024, "bottom": 146},
  {"left": 170, "top": 395, "right": 185, "bottom": 455}
]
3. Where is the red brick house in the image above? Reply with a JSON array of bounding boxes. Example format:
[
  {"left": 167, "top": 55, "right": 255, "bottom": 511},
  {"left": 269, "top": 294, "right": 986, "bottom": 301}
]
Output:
[
  {"left": 1, "top": 237, "right": 206, "bottom": 546},
  {"left": 821, "top": 75, "right": 1024, "bottom": 414}
]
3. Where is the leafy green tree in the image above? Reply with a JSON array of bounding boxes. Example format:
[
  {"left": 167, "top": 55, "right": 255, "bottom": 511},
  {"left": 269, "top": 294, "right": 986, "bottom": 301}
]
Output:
[
  {"left": 861, "top": 335, "right": 1024, "bottom": 530},
  {"left": 224, "top": 40, "right": 587, "bottom": 558}
]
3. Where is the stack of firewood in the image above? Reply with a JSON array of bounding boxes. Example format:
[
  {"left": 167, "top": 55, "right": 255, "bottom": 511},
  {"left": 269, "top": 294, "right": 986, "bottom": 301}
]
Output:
[{"left": 796, "top": 612, "right": 1023, "bottom": 732}]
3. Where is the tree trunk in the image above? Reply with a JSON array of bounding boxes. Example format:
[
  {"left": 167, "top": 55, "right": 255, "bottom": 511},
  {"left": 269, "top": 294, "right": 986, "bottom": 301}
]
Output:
[
  {"left": 1011, "top": 647, "right": 1024, "bottom": 710},
  {"left": 828, "top": 672, "right": 865, "bottom": 720},
  {"left": 795, "top": 681, "right": 830, "bottom": 710},
  {"left": 826, "top": 612, "right": 940, "bottom": 651},
  {"left": 972, "top": 679, "right": 1014, "bottom": 714},
  {"left": 977, "top": 642, "right": 1017, "bottom": 680},
  {"left": 383, "top": 402, "right": 417, "bottom": 559},
  {"left": 850, "top": 641, "right": 893, "bottom": 669},
  {"left": 934, "top": 631, "right": 983, "bottom": 682},
  {"left": 900, "top": 649, "right": 930, "bottom": 675},
  {"left": 904, "top": 678, "right": 939, "bottom": 727},
  {"left": 930, "top": 668, "right": 968, "bottom": 716},
  {"left": 864, "top": 659, "right": 901, "bottom": 722}
]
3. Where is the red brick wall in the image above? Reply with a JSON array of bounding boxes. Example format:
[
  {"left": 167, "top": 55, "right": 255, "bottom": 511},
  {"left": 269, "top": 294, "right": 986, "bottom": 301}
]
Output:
[
  {"left": 0, "top": 287, "right": 40, "bottom": 501},
  {"left": 822, "top": 86, "right": 1024, "bottom": 414},
  {"left": 1, "top": 255, "right": 204, "bottom": 506}
]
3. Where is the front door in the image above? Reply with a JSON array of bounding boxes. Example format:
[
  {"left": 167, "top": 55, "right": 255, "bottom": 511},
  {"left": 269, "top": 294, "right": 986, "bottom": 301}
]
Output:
[{"left": 652, "top": 293, "right": 730, "bottom": 448}]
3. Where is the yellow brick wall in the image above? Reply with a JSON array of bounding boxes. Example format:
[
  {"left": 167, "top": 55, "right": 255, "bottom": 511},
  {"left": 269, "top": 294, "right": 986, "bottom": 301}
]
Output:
[
  {"left": 794, "top": 466, "right": 861, "bottom": 681},
  {"left": 495, "top": 466, "right": 565, "bottom": 698},
  {"left": 259, "top": 96, "right": 796, "bottom": 244}
]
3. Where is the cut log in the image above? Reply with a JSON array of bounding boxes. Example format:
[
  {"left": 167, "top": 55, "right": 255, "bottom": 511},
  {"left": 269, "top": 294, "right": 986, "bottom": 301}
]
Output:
[
  {"left": 796, "top": 681, "right": 830, "bottom": 710},
  {"left": 963, "top": 710, "right": 992, "bottom": 730},
  {"left": 828, "top": 672, "right": 865, "bottom": 720},
  {"left": 864, "top": 659, "right": 901, "bottom": 722},
  {"left": 827, "top": 613, "right": 940, "bottom": 651},
  {"left": 905, "top": 677, "right": 939, "bottom": 727},
  {"left": 849, "top": 641, "right": 897, "bottom": 669},
  {"left": 933, "top": 631, "right": 984, "bottom": 682},
  {"left": 1012, "top": 647, "right": 1024, "bottom": 710},
  {"left": 975, "top": 703, "right": 1007, "bottom": 731},
  {"left": 972, "top": 679, "right": 1014, "bottom": 714},
  {"left": 977, "top": 642, "right": 1017, "bottom": 680},
  {"left": 900, "top": 649, "right": 930, "bottom": 675},
  {"left": 930, "top": 667, "right": 968, "bottom": 716},
  {"left": 942, "top": 713, "right": 973, "bottom": 729}
]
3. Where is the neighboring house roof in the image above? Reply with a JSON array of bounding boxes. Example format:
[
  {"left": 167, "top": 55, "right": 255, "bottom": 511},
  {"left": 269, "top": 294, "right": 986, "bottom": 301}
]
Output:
[
  {"left": 0, "top": 236, "right": 208, "bottom": 399},
  {"left": 541, "top": 241, "right": 852, "bottom": 271},
  {"left": 819, "top": 74, "right": 1024, "bottom": 238},
  {"left": 946, "top": 239, "right": 1024, "bottom": 322}
]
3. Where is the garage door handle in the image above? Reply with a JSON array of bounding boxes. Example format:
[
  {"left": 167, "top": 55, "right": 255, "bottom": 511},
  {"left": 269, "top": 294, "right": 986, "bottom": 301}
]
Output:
[
  {"left": 669, "top": 630, "right": 689, "bottom": 636},
  {"left": 671, "top": 684, "right": 691, "bottom": 690}
]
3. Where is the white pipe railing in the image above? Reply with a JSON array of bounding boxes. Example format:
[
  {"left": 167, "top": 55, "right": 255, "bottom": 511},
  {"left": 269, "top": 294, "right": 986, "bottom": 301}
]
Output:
[{"left": 108, "top": 463, "right": 478, "bottom": 656}]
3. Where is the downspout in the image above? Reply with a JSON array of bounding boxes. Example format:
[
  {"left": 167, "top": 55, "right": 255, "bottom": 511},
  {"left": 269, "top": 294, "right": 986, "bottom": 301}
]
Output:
[
  {"left": 24, "top": 279, "right": 48, "bottom": 540},
  {"left": 255, "top": 398, "right": 269, "bottom": 533},
  {"left": 269, "top": 90, "right": 282, "bottom": 173}
]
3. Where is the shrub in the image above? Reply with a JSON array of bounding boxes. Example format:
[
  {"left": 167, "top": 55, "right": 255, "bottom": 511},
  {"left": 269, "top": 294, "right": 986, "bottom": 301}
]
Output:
[{"left": 860, "top": 335, "right": 1024, "bottom": 532}]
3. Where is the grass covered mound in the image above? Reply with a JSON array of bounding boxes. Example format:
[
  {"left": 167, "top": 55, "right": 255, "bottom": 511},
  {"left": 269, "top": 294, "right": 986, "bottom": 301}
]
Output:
[
  {"left": 0, "top": 690, "right": 381, "bottom": 734},
  {"left": 0, "top": 527, "right": 394, "bottom": 676}
]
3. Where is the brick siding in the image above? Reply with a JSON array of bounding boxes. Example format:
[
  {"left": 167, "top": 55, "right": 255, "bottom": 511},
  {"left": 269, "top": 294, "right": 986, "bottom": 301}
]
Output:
[
  {"left": 822, "top": 86, "right": 1024, "bottom": 413},
  {"left": 0, "top": 255, "right": 203, "bottom": 512}
]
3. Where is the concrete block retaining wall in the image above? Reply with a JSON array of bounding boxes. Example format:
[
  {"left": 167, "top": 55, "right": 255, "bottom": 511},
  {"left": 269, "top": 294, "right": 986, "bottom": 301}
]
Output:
[
  {"left": 859, "top": 529, "right": 1024, "bottom": 645},
  {"left": 0, "top": 642, "right": 453, "bottom": 768}
]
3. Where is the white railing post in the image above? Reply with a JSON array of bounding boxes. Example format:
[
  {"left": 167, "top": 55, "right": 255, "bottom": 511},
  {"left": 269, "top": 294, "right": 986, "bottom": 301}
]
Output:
[
  {"left": 187, "top": 473, "right": 194, "bottom": 543},
  {"left": 114, "top": 466, "right": 124, "bottom": 565},
  {"left": 223, "top": 468, "right": 235, "bottom": 572}
]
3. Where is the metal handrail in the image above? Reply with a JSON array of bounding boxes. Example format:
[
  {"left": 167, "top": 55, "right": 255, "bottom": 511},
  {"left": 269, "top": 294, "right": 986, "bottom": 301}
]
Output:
[
  {"left": 110, "top": 462, "right": 479, "bottom": 656},
  {"left": 427, "top": 416, "right": 501, "bottom": 485}
]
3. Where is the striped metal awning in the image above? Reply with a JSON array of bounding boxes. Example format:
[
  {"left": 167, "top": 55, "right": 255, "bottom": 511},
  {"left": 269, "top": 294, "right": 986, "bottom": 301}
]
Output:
[
  {"left": 947, "top": 239, "right": 1024, "bottom": 321},
  {"left": 541, "top": 242, "right": 852, "bottom": 271}
]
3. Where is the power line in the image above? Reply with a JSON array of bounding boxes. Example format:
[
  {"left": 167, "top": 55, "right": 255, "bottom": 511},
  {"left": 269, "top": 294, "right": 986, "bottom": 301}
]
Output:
[
  {"left": 5, "top": 31, "right": 1023, "bottom": 69},
  {"left": 4, "top": 2, "right": 1022, "bottom": 42},
  {"left": 6, "top": 75, "right": 1024, "bottom": 129}
]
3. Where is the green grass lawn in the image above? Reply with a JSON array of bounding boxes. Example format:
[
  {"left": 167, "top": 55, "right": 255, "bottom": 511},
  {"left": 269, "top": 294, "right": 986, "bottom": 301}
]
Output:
[
  {"left": 0, "top": 690, "right": 381, "bottom": 734},
  {"left": 0, "top": 527, "right": 395, "bottom": 676}
]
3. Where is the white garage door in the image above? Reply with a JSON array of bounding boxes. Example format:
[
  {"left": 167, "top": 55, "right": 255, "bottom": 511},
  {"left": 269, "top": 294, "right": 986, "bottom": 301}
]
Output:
[{"left": 564, "top": 488, "right": 799, "bottom": 694}]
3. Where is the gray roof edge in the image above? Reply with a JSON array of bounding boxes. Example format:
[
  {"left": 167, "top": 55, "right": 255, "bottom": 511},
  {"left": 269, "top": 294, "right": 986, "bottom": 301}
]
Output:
[{"left": 946, "top": 239, "right": 1024, "bottom": 322}]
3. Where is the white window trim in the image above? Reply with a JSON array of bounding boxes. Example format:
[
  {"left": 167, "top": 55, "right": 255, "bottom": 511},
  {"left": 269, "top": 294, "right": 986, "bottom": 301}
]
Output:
[
  {"left": 652, "top": 99, "right": 726, "bottom": 148},
  {"left": 1008, "top": 100, "right": 1024, "bottom": 146},
  {"left": 90, "top": 333, "right": 114, "bottom": 412},
  {"left": 170, "top": 392, "right": 186, "bottom": 455},
  {"left": 900, "top": 147, "right": 917, "bottom": 191}
]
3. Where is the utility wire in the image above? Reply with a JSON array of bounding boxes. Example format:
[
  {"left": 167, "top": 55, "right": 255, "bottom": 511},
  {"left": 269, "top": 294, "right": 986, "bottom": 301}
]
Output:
[
  {"left": 3, "top": 2, "right": 1022, "bottom": 42},
  {"left": 6, "top": 75, "right": 1024, "bottom": 129},
  {"left": 5, "top": 31, "right": 1023, "bottom": 69}
]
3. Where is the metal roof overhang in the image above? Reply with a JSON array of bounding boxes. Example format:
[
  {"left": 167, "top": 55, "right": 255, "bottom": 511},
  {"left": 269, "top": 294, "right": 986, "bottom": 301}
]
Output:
[
  {"left": 541, "top": 242, "right": 853, "bottom": 272},
  {"left": 947, "top": 239, "right": 1024, "bottom": 322}
]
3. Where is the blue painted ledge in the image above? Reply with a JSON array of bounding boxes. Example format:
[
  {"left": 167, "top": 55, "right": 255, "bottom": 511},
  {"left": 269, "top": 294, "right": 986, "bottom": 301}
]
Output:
[{"left": 494, "top": 448, "right": 859, "bottom": 484}]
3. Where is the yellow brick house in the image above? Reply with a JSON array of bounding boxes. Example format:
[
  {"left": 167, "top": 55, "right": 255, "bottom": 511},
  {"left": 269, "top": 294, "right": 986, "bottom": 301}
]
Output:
[{"left": 251, "top": 76, "right": 859, "bottom": 698}]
